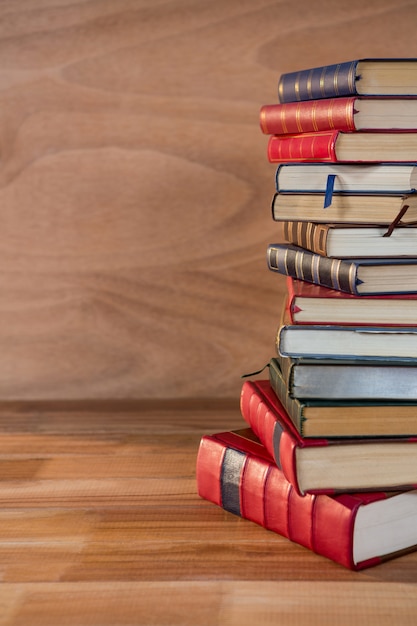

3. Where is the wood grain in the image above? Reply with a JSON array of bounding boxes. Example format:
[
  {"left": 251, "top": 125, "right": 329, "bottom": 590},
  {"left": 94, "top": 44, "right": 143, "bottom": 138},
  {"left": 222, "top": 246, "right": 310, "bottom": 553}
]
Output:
[
  {"left": 0, "top": 1, "right": 417, "bottom": 399},
  {"left": 0, "top": 401, "right": 414, "bottom": 625}
]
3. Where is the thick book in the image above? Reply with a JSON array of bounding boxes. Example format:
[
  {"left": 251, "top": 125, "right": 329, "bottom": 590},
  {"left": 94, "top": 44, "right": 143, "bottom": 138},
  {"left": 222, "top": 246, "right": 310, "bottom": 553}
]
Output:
[
  {"left": 196, "top": 427, "right": 417, "bottom": 570},
  {"left": 282, "top": 220, "right": 417, "bottom": 258},
  {"left": 268, "top": 356, "right": 417, "bottom": 437},
  {"left": 274, "top": 162, "right": 417, "bottom": 195},
  {"left": 277, "top": 58, "right": 417, "bottom": 103},
  {"left": 267, "top": 130, "right": 417, "bottom": 164},
  {"left": 276, "top": 305, "right": 417, "bottom": 361},
  {"left": 260, "top": 97, "right": 417, "bottom": 135},
  {"left": 285, "top": 277, "right": 417, "bottom": 326},
  {"left": 239, "top": 379, "right": 417, "bottom": 495},
  {"left": 267, "top": 242, "right": 417, "bottom": 295},
  {"left": 275, "top": 351, "right": 417, "bottom": 401},
  {"left": 271, "top": 189, "right": 417, "bottom": 223}
]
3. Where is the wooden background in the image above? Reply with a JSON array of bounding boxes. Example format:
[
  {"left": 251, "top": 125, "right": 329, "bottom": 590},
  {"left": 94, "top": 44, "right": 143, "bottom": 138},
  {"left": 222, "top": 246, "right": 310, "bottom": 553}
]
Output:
[{"left": 1, "top": 0, "right": 417, "bottom": 401}]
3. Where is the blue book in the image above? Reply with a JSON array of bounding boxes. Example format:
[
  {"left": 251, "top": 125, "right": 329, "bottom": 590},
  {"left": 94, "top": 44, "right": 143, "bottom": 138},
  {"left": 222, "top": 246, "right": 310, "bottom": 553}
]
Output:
[{"left": 278, "top": 58, "right": 417, "bottom": 103}]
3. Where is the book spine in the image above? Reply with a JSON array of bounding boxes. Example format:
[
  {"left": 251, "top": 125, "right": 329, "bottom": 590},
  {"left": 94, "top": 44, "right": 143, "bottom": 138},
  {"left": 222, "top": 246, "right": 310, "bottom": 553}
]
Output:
[
  {"left": 260, "top": 98, "right": 356, "bottom": 135},
  {"left": 240, "top": 381, "right": 301, "bottom": 493},
  {"left": 283, "top": 221, "right": 329, "bottom": 256},
  {"left": 267, "top": 132, "right": 338, "bottom": 163},
  {"left": 196, "top": 433, "right": 358, "bottom": 570},
  {"left": 267, "top": 244, "right": 359, "bottom": 295},
  {"left": 278, "top": 61, "right": 358, "bottom": 103},
  {"left": 268, "top": 359, "right": 305, "bottom": 434}
]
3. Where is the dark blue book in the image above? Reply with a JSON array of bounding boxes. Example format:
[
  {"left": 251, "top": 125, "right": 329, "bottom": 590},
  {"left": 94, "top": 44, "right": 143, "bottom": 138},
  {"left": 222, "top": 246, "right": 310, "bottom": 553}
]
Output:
[{"left": 278, "top": 58, "right": 417, "bottom": 103}]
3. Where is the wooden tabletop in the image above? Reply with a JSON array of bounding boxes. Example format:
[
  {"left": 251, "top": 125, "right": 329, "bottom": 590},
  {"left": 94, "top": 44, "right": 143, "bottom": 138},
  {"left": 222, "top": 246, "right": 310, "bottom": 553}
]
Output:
[{"left": 0, "top": 400, "right": 414, "bottom": 626}]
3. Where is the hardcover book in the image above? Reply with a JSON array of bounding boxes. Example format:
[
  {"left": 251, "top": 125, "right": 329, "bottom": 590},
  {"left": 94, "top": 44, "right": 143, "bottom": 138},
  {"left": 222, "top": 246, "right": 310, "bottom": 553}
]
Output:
[
  {"left": 282, "top": 220, "right": 417, "bottom": 258},
  {"left": 275, "top": 351, "right": 417, "bottom": 401},
  {"left": 239, "top": 379, "right": 417, "bottom": 495},
  {"left": 274, "top": 162, "right": 417, "bottom": 195},
  {"left": 277, "top": 58, "right": 417, "bottom": 103},
  {"left": 276, "top": 305, "right": 417, "bottom": 361},
  {"left": 196, "top": 427, "right": 417, "bottom": 570},
  {"left": 285, "top": 277, "right": 417, "bottom": 326},
  {"left": 267, "top": 242, "right": 417, "bottom": 295},
  {"left": 271, "top": 189, "right": 417, "bottom": 222},
  {"left": 267, "top": 130, "right": 417, "bottom": 164},
  {"left": 268, "top": 356, "right": 417, "bottom": 437},
  {"left": 260, "top": 97, "right": 417, "bottom": 135}
]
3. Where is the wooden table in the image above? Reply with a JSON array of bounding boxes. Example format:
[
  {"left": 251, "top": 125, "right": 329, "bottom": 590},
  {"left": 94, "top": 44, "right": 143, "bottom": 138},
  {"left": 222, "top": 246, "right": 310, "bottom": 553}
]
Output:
[{"left": 0, "top": 400, "right": 415, "bottom": 626}]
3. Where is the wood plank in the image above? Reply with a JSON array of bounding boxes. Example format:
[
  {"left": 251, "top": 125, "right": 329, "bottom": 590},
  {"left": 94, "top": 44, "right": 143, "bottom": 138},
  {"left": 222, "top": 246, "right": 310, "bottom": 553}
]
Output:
[{"left": 0, "top": 402, "right": 413, "bottom": 624}]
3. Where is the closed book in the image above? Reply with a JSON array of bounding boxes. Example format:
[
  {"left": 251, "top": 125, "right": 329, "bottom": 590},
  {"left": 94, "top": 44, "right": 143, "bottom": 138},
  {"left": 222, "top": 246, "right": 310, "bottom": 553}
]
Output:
[
  {"left": 239, "top": 379, "right": 417, "bottom": 495},
  {"left": 260, "top": 97, "right": 417, "bottom": 135},
  {"left": 267, "top": 243, "right": 417, "bottom": 295},
  {"left": 286, "top": 277, "right": 417, "bottom": 326},
  {"left": 277, "top": 58, "right": 417, "bottom": 103},
  {"left": 277, "top": 305, "right": 417, "bottom": 361},
  {"left": 267, "top": 130, "right": 417, "bottom": 164},
  {"left": 282, "top": 221, "right": 417, "bottom": 258},
  {"left": 271, "top": 190, "right": 417, "bottom": 223},
  {"left": 196, "top": 427, "right": 417, "bottom": 570},
  {"left": 275, "top": 162, "right": 417, "bottom": 195},
  {"left": 275, "top": 351, "right": 417, "bottom": 401},
  {"left": 268, "top": 356, "right": 417, "bottom": 437}
]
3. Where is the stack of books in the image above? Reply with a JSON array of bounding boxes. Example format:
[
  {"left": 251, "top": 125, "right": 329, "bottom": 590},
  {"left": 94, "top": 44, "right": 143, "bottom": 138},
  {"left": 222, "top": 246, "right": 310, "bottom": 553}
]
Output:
[{"left": 196, "top": 58, "right": 417, "bottom": 571}]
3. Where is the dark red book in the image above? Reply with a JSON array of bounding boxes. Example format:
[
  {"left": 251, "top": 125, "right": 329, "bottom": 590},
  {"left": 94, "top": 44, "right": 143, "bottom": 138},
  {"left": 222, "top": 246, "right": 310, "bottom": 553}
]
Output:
[
  {"left": 196, "top": 427, "right": 417, "bottom": 570},
  {"left": 260, "top": 97, "right": 417, "bottom": 135},
  {"left": 286, "top": 276, "right": 417, "bottom": 326},
  {"left": 239, "top": 379, "right": 417, "bottom": 496},
  {"left": 267, "top": 130, "right": 417, "bottom": 163}
]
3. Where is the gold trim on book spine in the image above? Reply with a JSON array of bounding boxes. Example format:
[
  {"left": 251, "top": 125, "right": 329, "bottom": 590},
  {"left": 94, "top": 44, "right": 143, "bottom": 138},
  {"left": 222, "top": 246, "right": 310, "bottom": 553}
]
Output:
[
  {"left": 333, "top": 64, "right": 341, "bottom": 96},
  {"left": 307, "top": 69, "right": 314, "bottom": 100},
  {"left": 348, "top": 264, "right": 357, "bottom": 294},
  {"left": 295, "top": 249, "right": 304, "bottom": 280},
  {"left": 319, "top": 67, "right": 326, "bottom": 98},
  {"left": 294, "top": 72, "right": 301, "bottom": 101},
  {"left": 281, "top": 105, "right": 289, "bottom": 134},
  {"left": 331, "top": 258, "right": 341, "bottom": 290}
]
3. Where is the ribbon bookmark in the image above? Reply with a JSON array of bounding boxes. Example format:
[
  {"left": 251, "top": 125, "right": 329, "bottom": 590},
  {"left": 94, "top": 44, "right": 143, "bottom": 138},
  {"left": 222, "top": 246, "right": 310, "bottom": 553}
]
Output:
[{"left": 324, "top": 174, "right": 336, "bottom": 208}]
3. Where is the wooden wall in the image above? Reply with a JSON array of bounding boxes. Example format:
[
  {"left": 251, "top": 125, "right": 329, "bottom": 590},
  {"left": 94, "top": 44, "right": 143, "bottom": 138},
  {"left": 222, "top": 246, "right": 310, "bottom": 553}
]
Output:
[{"left": 1, "top": 0, "right": 417, "bottom": 401}]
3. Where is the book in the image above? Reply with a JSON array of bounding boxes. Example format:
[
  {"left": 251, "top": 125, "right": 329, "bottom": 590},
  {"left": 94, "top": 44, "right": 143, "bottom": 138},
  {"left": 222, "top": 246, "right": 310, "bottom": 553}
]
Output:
[
  {"left": 267, "top": 130, "right": 417, "bottom": 164},
  {"left": 276, "top": 306, "right": 417, "bottom": 361},
  {"left": 285, "top": 277, "right": 417, "bottom": 326},
  {"left": 267, "top": 356, "right": 417, "bottom": 437},
  {"left": 239, "top": 378, "right": 417, "bottom": 495},
  {"left": 267, "top": 243, "right": 417, "bottom": 295},
  {"left": 282, "top": 220, "right": 417, "bottom": 258},
  {"left": 271, "top": 189, "right": 417, "bottom": 223},
  {"left": 260, "top": 97, "right": 417, "bottom": 135},
  {"left": 274, "top": 162, "right": 417, "bottom": 195},
  {"left": 275, "top": 352, "right": 417, "bottom": 401},
  {"left": 196, "top": 427, "right": 417, "bottom": 570},
  {"left": 277, "top": 58, "right": 417, "bottom": 103}
]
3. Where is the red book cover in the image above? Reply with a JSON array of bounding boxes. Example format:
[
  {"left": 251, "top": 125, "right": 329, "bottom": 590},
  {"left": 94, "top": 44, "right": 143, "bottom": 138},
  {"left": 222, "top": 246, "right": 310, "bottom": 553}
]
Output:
[
  {"left": 239, "top": 379, "right": 417, "bottom": 496},
  {"left": 286, "top": 276, "right": 417, "bottom": 326},
  {"left": 267, "top": 131, "right": 338, "bottom": 163},
  {"left": 260, "top": 98, "right": 357, "bottom": 135},
  {"left": 196, "top": 428, "right": 417, "bottom": 570}
]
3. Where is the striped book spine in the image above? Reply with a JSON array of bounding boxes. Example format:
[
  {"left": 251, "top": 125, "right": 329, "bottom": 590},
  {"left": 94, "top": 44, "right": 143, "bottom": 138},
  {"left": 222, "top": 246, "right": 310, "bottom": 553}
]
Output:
[
  {"left": 267, "top": 131, "right": 338, "bottom": 163},
  {"left": 260, "top": 98, "right": 356, "bottom": 135},
  {"left": 283, "top": 221, "right": 329, "bottom": 256},
  {"left": 278, "top": 61, "right": 358, "bottom": 103},
  {"left": 267, "top": 243, "right": 359, "bottom": 294}
]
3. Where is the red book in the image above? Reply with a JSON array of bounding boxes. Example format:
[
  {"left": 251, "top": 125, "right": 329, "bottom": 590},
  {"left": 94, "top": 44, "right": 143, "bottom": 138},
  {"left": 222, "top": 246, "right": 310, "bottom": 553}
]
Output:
[
  {"left": 260, "top": 97, "right": 417, "bottom": 135},
  {"left": 239, "top": 379, "right": 417, "bottom": 496},
  {"left": 286, "top": 276, "right": 417, "bottom": 326},
  {"left": 196, "top": 427, "right": 417, "bottom": 570},
  {"left": 267, "top": 130, "right": 417, "bottom": 163}
]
